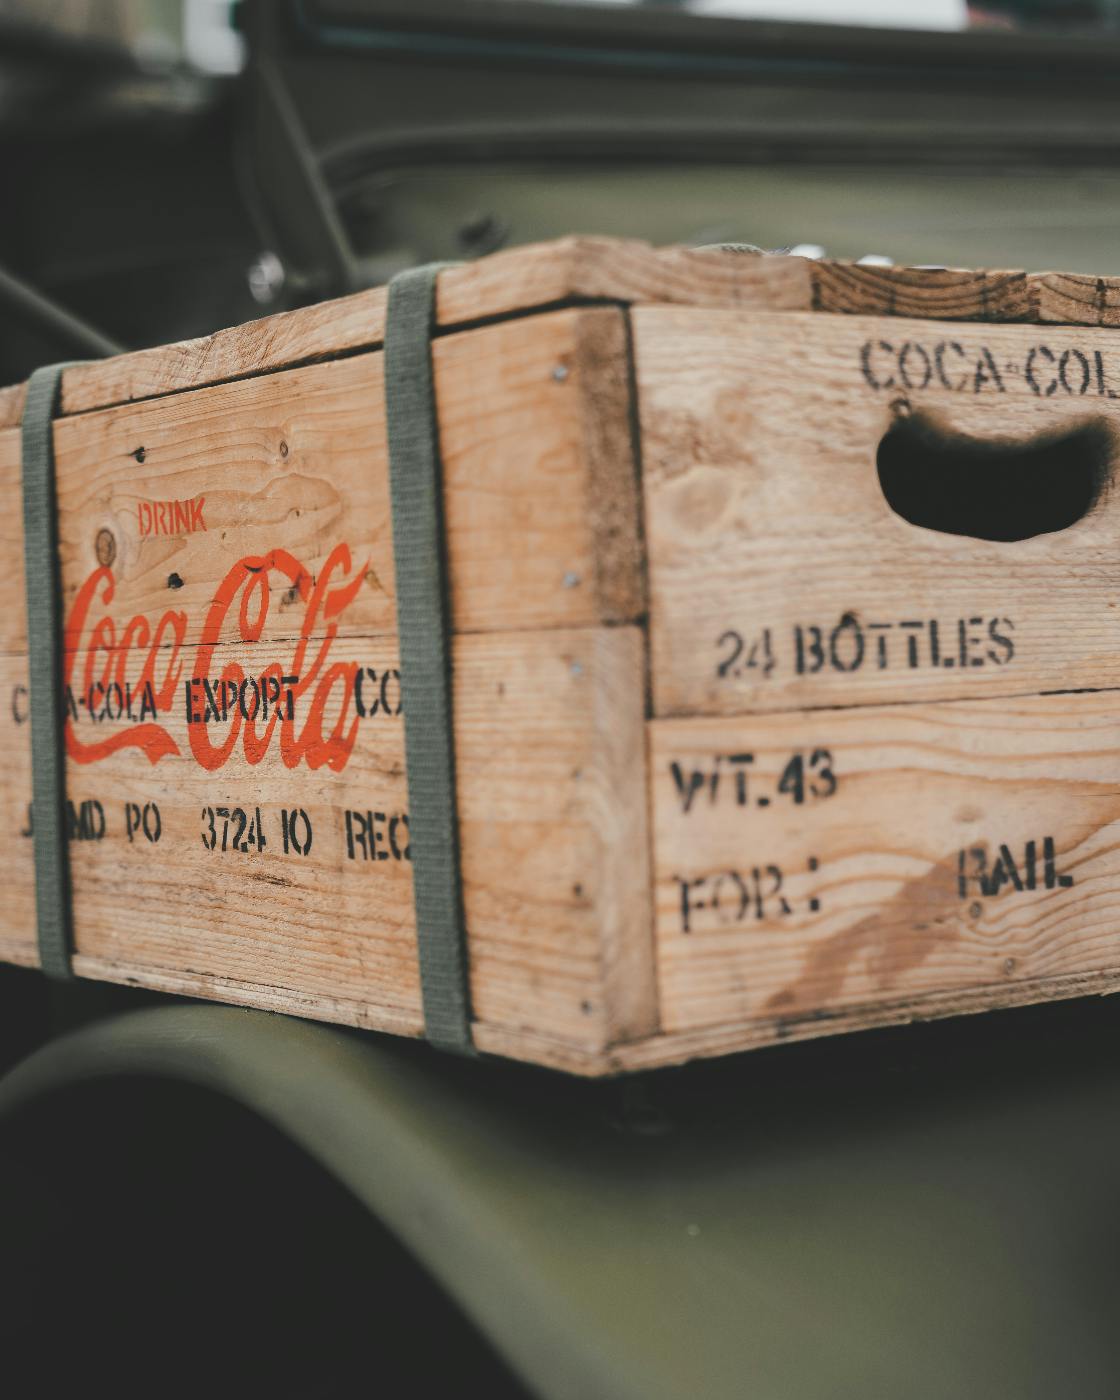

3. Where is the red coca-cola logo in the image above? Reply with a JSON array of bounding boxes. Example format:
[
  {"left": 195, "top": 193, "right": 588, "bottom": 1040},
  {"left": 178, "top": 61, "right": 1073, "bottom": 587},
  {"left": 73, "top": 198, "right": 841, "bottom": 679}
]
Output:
[{"left": 64, "top": 543, "right": 368, "bottom": 772}]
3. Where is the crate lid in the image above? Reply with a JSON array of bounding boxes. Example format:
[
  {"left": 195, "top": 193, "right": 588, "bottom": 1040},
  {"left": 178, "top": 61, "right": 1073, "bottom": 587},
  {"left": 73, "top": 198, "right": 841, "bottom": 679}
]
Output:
[{"left": 4, "top": 235, "right": 1115, "bottom": 430}]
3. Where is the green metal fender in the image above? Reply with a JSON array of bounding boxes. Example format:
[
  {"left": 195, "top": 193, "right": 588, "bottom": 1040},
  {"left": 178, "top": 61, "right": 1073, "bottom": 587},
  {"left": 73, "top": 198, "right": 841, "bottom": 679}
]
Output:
[{"left": 1, "top": 1000, "right": 1119, "bottom": 1398}]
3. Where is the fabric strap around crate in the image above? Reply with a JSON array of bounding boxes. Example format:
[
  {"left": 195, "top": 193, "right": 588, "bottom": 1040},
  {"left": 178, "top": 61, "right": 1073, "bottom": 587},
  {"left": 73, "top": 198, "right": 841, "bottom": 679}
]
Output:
[
  {"left": 20, "top": 363, "right": 83, "bottom": 981},
  {"left": 384, "top": 263, "right": 475, "bottom": 1055}
]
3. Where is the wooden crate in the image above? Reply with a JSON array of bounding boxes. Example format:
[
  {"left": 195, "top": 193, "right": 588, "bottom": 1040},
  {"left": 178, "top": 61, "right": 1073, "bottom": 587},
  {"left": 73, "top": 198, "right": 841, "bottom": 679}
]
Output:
[{"left": 4, "top": 237, "right": 1120, "bottom": 1074}]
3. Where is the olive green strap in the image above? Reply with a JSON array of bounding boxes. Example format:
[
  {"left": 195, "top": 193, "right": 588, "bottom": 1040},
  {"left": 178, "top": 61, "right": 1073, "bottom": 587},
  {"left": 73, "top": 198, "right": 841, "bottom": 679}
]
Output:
[
  {"left": 20, "top": 363, "right": 82, "bottom": 981},
  {"left": 384, "top": 264, "right": 474, "bottom": 1054}
]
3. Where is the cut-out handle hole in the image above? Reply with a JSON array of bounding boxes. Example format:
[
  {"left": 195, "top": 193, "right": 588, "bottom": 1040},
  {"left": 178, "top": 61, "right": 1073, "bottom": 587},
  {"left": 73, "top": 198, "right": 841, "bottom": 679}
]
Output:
[{"left": 876, "top": 410, "right": 1112, "bottom": 542}]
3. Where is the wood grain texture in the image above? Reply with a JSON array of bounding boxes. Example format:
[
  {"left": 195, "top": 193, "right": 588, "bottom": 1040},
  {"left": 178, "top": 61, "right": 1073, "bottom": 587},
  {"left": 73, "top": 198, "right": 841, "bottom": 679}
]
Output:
[
  {"left": 648, "top": 690, "right": 1120, "bottom": 1041},
  {"left": 0, "top": 307, "right": 642, "bottom": 652},
  {"left": 9, "top": 240, "right": 1120, "bottom": 432},
  {"left": 5, "top": 238, "right": 809, "bottom": 424},
  {"left": 1034, "top": 272, "right": 1120, "bottom": 328},
  {"left": 0, "top": 626, "right": 649, "bottom": 1053},
  {"left": 812, "top": 262, "right": 1032, "bottom": 322},
  {"left": 608, "top": 967, "right": 1120, "bottom": 1074},
  {"left": 10, "top": 239, "right": 1120, "bottom": 1074},
  {"left": 0, "top": 383, "right": 24, "bottom": 433},
  {"left": 637, "top": 305, "right": 1120, "bottom": 717},
  {"left": 0, "top": 304, "right": 654, "bottom": 1059}
]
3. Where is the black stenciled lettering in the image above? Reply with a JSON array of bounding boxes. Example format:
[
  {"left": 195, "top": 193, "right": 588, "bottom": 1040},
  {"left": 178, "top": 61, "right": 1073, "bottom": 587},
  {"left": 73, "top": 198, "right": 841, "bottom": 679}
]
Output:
[
  {"left": 898, "top": 341, "right": 932, "bottom": 392},
  {"left": 708, "top": 755, "right": 723, "bottom": 804},
  {"left": 1044, "top": 834, "right": 1075, "bottom": 889},
  {"left": 963, "top": 616, "right": 985, "bottom": 667},
  {"left": 1093, "top": 350, "right": 1120, "bottom": 399},
  {"left": 899, "top": 620, "right": 923, "bottom": 668},
  {"left": 860, "top": 339, "right": 895, "bottom": 390},
  {"left": 809, "top": 749, "right": 837, "bottom": 798},
  {"left": 728, "top": 753, "right": 753, "bottom": 805},
  {"left": 711, "top": 870, "right": 751, "bottom": 925},
  {"left": 777, "top": 753, "right": 805, "bottom": 805},
  {"left": 1025, "top": 345, "right": 1057, "bottom": 397},
  {"left": 281, "top": 807, "right": 313, "bottom": 856},
  {"left": 972, "top": 347, "right": 1006, "bottom": 394},
  {"left": 960, "top": 833, "right": 1073, "bottom": 900},
  {"left": 11, "top": 684, "right": 27, "bottom": 726},
  {"left": 986, "top": 845, "right": 1025, "bottom": 895},
  {"left": 354, "top": 667, "right": 378, "bottom": 718},
  {"left": 675, "top": 875, "right": 707, "bottom": 935},
  {"left": 935, "top": 341, "right": 968, "bottom": 391},
  {"left": 67, "top": 798, "right": 105, "bottom": 842},
  {"left": 1024, "top": 839, "right": 1037, "bottom": 890},
  {"left": 828, "top": 614, "right": 865, "bottom": 672},
  {"left": 346, "top": 809, "right": 410, "bottom": 862},
  {"left": 125, "top": 800, "right": 162, "bottom": 844},
  {"left": 716, "top": 630, "right": 743, "bottom": 679},
  {"left": 670, "top": 761, "right": 707, "bottom": 815},
  {"left": 987, "top": 617, "right": 1014, "bottom": 664},
  {"left": 1059, "top": 347, "right": 1090, "bottom": 396},
  {"left": 139, "top": 682, "right": 158, "bottom": 722},
  {"left": 868, "top": 621, "right": 892, "bottom": 669},
  {"left": 764, "top": 865, "right": 792, "bottom": 918},
  {"left": 346, "top": 808, "right": 368, "bottom": 860},
  {"left": 381, "top": 669, "right": 403, "bottom": 715},
  {"left": 185, "top": 679, "right": 203, "bottom": 724},
  {"left": 238, "top": 677, "right": 261, "bottom": 721},
  {"left": 796, "top": 625, "right": 825, "bottom": 675},
  {"left": 352, "top": 668, "right": 402, "bottom": 719},
  {"left": 201, "top": 678, "right": 222, "bottom": 723},
  {"left": 929, "top": 618, "right": 941, "bottom": 668}
]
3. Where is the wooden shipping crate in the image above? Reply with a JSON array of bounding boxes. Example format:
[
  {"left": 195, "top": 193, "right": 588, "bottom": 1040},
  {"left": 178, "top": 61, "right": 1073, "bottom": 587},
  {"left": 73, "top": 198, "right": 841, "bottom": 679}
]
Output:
[{"left": 4, "top": 238, "right": 1120, "bottom": 1074}]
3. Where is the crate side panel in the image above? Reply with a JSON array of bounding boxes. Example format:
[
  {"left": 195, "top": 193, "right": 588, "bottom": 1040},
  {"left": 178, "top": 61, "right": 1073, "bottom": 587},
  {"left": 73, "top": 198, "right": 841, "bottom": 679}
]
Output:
[
  {"left": 0, "top": 308, "right": 641, "bottom": 655},
  {"left": 458, "top": 626, "right": 654, "bottom": 1048},
  {"left": 0, "top": 626, "right": 642, "bottom": 1049},
  {"left": 0, "top": 305, "right": 652, "bottom": 1057},
  {"left": 649, "top": 690, "right": 1120, "bottom": 1037},
  {"left": 636, "top": 306, "right": 1120, "bottom": 718}
]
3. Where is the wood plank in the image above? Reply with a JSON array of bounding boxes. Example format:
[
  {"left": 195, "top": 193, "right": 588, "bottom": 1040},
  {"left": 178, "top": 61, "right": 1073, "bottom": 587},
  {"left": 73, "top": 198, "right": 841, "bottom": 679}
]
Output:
[
  {"left": 812, "top": 261, "right": 1032, "bottom": 322},
  {"left": 637, "top": 305, "right": 1120, "bottom": 718},
  {"left": 0, "top": 307, "right": 642, "bottom": 653},
  {"left": 1033, "top": 271, "right": 1120, "bottom": 328},
  {"left": 0, "top": 302, "right": 654, "bottom": 1058},
  {"left": 648, "top": 691, "right": 1120, "bottom": 1044},
  {"left": 608, "top": 967, "right": 1120, "bottom": 1074},
  {"left": 13, "top": 239, "right": 808, "bottom": 423},
  {"left": 10, "top": 242, "right": 1120, "bottom": 434},
  {"left": 0, "top": 625, "right": 650, "bottom": 1053},
  {"left": 0, "top": 383, "right": 24, "bottom": 434}
]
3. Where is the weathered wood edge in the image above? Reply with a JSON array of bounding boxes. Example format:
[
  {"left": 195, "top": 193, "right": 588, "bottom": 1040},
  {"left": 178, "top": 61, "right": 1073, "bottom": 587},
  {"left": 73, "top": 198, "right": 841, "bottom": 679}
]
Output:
[
  {"left": 0, "top": 383, "right": 24, "bottom": 432},
  {"left": 0, "top": 238, "right": 808, "bottom": 429},
  {"left": 571, "top": 308, "right": 648, "bottom": 624},
  {"left": 606, "top": 969, "right": 1120, "bottom": 1076},
  {"left": 58, "top": 952, "right": 1120, "bottom": 1077},
  {"left": 5, "top": 239, "right": 1119, "bottom": 432}
]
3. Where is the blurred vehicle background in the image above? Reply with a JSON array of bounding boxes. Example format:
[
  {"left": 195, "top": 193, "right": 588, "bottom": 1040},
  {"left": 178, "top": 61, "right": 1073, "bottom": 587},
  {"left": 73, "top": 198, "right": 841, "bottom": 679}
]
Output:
[{"left": 5, "top": 0, "right": 1120, "bottom": 389}]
